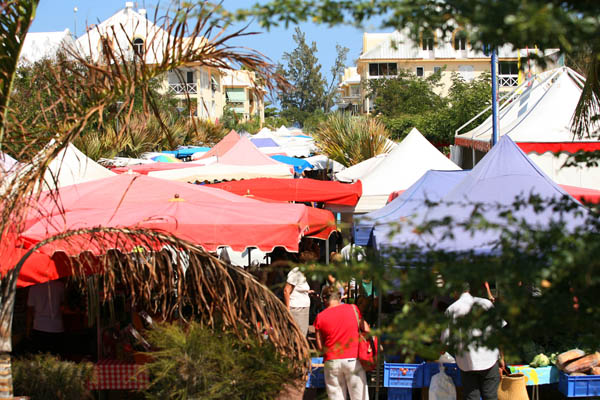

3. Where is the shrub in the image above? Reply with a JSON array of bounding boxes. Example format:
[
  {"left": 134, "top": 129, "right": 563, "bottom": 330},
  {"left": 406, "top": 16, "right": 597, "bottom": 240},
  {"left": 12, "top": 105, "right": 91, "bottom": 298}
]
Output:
[
  {"left": 313, "top": 112, "right": 393, "bottom": 167},
  {"left": 12, "top": 353, "right": 94, "bottom": 400},
  {"left": 139, "top": 322, "right": 299, "bottom": 400}
]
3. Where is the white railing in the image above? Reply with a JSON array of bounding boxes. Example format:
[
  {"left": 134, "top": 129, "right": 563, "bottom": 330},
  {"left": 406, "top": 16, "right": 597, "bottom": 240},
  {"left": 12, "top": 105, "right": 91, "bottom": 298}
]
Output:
[
  {"left": 342, "top": 94, "right": 360, "bottom": 99},
  {"left": 499, "top": 75, "right": 518, "bottom": 87},
  {"left": 169, "top": 82, "right": 197, "bottom": 94}
]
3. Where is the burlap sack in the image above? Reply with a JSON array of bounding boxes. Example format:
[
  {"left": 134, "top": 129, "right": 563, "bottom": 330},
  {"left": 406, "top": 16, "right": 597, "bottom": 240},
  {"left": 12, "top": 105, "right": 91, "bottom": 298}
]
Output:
[{"left": 497, "top": 373, "right": 529, "bottom": 400}]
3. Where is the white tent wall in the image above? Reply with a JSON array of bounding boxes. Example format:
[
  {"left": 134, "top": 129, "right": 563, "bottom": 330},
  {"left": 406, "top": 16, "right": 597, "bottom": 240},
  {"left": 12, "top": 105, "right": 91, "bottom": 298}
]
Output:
[{"left": 528, "top": 152, "right": 600, "bottom": 190}]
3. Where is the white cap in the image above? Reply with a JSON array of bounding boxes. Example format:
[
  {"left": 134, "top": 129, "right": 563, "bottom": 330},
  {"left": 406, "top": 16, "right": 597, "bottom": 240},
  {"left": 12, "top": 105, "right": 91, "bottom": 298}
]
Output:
[{"left": 125, "top": 2, "right": 134, "bottom": 9}]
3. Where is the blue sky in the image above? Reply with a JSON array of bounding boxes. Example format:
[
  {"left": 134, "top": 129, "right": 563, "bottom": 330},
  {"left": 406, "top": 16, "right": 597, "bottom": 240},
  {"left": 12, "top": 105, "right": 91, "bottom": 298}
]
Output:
[{"left": 30, "top": 1, "right": 389, "bottom": 86}]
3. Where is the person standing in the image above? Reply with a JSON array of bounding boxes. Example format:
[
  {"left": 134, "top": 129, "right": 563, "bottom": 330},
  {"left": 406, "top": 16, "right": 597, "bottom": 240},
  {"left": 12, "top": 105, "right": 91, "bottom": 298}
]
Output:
[
  {"left": 26, "top": 279, "right": 65, "bottom": 354},
  {"left": 284, "top": 266, "right": 311, "bottom": 337},
  {"left": 314, "top": 286, "right": 369, "bottom": 400},
  {"left": 442, "top": 284, "right": 505, "bottom": 400}
]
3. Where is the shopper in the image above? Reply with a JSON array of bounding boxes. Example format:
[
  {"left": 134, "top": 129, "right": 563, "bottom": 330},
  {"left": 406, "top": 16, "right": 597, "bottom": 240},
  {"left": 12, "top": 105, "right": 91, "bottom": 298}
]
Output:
[
  {"left": 442, "top": 283, "right": 505, "bottom": 400},
  {"left": 314, "top": 286, "right": 369, "bottom": 400},
  {"left": 284, "top": 266, "right": 311, "bottom": 337},
  {"left": 26, "top": 279, "right": 65, "bottom": 354}
]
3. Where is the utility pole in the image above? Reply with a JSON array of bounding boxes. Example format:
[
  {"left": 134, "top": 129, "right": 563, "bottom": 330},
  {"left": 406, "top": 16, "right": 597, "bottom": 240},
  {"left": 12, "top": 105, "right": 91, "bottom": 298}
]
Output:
[
  {"left": 491, "top": 48, "right": 499, "bottom": 146},
  {"left": 73, "top": 7, "right": 78, "bottom": 38}
]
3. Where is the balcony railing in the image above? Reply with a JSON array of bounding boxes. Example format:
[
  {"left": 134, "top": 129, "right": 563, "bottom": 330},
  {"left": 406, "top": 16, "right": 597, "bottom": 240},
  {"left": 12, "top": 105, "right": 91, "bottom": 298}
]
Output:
[
  {"left": 169, "top": 82, "right": 197, "bottom": 94},
  {"left": 498, "top": 74, "right": 518, "bottom": 87}
]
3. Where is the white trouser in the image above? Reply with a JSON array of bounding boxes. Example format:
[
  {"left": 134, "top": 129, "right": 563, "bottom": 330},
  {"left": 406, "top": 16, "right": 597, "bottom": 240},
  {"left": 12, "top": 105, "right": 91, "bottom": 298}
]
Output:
[{"left": 324, "top": 358, "right": 369, "bottom": 400}]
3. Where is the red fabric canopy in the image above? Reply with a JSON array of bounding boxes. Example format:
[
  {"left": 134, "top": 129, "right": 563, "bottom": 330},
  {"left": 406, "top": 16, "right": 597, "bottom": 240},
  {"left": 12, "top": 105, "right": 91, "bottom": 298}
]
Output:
[
  {"left": 559, "top": 184, "right": 600, "bottom": 204},
  {"left": 198, "top": 130, "right": 239, "bottom": 160},
  {"left": 209, "top": 178, "right": 362, "bottom": 206},
  {"left": 517, "top": 142, "right": 600, "bottom": 154},
  {"left": 20, "top": 174, "right": 336, "bottom": 257}
]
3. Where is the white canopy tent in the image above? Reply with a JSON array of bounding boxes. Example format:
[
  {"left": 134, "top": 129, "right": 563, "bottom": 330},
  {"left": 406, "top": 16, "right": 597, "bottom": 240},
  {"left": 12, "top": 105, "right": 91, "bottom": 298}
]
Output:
[
  {"left": 331, "top": 128, "right": 460, "bottom": 213},
  {"left": 454, "top": 67, "right": 600, "bottom": 189}
]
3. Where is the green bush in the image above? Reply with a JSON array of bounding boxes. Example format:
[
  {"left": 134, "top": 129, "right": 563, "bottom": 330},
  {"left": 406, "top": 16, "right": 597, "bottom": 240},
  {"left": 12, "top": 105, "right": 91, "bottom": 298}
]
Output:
[
  {"left": 140, "top": 322, "right": 299, "bottom": 400},
  {"left": 13, "top": 353, "right": 94, "bottom": 400},
  {"left": 313, "top": 112, "right": 393, "bottom": 167}
]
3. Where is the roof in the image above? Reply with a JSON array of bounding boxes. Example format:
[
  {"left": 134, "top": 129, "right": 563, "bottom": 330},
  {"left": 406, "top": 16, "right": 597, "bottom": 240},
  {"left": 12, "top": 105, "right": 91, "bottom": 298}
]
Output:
[
  {"left": 359, "top": 30, "right": 559, "bottom": 61},
  {"left": 75, "top": 5, "right": 174, "bottom": 64},
  {"left": 456, "top": 67, "right": 598, "bottom": 150},
  {"left": 20, "top": 30, "right": 75, "bottom": 64}
]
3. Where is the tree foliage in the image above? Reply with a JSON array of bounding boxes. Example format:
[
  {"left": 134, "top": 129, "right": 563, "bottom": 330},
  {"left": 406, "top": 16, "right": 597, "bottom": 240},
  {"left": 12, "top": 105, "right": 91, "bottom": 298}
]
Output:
[
  {"left": 141, "top": 322, "right": 298, "bottom": 400},
  {"left": 278, "top": 27, "right": 347, "bottom": 125},
  {"left": 313, "top": 112, "right": 393, "bottom": 167},
  {"left": 369, "top": 70, "right": 491, "bottom": 144}
]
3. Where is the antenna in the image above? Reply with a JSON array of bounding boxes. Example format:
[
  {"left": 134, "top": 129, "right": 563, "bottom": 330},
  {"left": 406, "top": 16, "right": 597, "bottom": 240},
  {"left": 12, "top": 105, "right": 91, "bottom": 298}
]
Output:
[{"left": 73, "top": 7, "right": 78, "bottom": 37}]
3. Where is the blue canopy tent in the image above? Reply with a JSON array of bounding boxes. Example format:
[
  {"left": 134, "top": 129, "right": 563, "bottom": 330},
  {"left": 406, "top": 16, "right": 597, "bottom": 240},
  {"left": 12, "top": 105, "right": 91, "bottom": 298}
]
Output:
[
  {"left": 270, "top": 155, "right": 314, "bottom": 174},
  {"left": 353, "top": 170, "right": 470, "bottom": 246},
  {"left": 251, "top": 138, "right": 280, "bottom": 148},
  {"left": 162, "top": 147, "right": 210, "bottom": 159},
  {"left": 373, "top": 136, "right": 588, "bottom": 254}
]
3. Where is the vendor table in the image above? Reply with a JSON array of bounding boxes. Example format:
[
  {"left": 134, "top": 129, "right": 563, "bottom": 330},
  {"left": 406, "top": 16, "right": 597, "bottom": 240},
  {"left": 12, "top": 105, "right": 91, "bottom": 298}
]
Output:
[{"left": 88, "top": 360, "right": 149, "bottom": 390}]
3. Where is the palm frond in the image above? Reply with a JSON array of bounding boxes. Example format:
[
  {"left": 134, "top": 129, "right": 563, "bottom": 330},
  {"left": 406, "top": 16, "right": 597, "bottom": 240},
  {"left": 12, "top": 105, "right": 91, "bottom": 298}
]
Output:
[{"left": 572, "top": 47, "right": 600, "bottom": 139}]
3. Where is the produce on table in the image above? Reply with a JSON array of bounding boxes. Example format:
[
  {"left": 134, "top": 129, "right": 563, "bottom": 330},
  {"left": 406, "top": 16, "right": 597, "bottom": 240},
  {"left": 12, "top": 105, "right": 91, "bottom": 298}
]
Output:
[
  {"left": 563, "top": 353, "right": 600, "bottom": 375},
  {"left": 557, "top": 349, "right": 586, "bottom": 369},
  {"left": 591, "top": 367, "right": 600, "bottom": 375},
  {"left": 529, "top": 353, "right": 550, "bottom": 368}
]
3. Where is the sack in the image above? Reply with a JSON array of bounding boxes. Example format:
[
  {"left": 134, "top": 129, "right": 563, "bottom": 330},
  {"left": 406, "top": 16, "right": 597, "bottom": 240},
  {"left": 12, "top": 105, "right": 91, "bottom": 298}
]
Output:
[
  {"left": 497, "top": 373, "right": 529, "bottom": 400},
  {"left": 429, "top": 366, "right": 456, "bottom": 400},
  {"left": 352, "top": 305, "right": 378, "bottom": 372}
]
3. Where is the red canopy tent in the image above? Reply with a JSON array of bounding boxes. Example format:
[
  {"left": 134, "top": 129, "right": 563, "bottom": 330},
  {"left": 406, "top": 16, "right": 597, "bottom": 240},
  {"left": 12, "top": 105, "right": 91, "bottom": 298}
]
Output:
[
  {"left": 19, "top": 174, "right": 336, "bottom": 258},
  {"left": 209, "top": 178, "right": 362, "bottom": 206},
  {"left": 558, "top": 184, "right": 600, "bottom": 204},
  {"left": 198, "top": 130, "right": 240, "bottom": 160}
]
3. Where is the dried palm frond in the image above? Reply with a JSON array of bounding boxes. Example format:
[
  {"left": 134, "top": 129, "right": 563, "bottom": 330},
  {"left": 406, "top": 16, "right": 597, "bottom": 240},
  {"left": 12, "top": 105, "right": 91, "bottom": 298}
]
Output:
[
  {"left": 571, "top": 46, "right": 600, "bottom": 139},
  {"left": 9, "top": 227, "right": 310, "bottom": 374},
  {"left": 0, "top": 3, "right": 298, "bottom": 395}
]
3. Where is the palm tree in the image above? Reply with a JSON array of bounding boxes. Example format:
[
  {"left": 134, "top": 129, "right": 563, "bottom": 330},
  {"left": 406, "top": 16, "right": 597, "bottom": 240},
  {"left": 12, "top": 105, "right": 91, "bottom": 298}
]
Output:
[
  {"left": 0, "top": 2, "right": 305, "bottom": 398},
  {"left": 313, "top": 112, "right": 395, "bottom": 167}
]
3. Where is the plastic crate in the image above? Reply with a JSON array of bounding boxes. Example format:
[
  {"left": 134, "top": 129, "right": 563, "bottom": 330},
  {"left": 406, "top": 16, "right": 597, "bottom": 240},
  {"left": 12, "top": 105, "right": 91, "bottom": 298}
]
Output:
[
  {"left": 423, "top": 362, "right": 462, "bottom": 387},
  {"left": 306, "top": 357, "right": 325, "bottom": 388},
  {"left": 383, "top": 363, "right": 424, "bottom": 388},
  {"left": 558, "top": 371, "right": 600, "bottom": 397},
  {"left": 387, "top": 387, "right": 413, "bottom": 400}
]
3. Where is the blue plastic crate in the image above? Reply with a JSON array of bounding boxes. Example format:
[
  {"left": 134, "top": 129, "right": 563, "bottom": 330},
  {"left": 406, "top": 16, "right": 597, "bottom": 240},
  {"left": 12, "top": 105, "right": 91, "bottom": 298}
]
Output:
[
  {"left": 384, "top": 362, "right": 424, "bottom": 388},
  {"left": 387, "top": 387, "right": 413, "bottom": 400},
  {"left": 306, "top": 357, "right": 325, "bottom": 388},
  {"left": 559, "top": 371, "right": 600, "bottom": 397},
  {"left": 423, "top": 362, "right": 462, "bottom": 387}
]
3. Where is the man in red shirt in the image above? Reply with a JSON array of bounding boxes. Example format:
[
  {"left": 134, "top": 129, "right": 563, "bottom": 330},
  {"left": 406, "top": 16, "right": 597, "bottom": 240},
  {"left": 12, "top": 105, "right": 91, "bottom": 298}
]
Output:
[{"left": 314, "top": 286, "right": 370, "bottom": 400}]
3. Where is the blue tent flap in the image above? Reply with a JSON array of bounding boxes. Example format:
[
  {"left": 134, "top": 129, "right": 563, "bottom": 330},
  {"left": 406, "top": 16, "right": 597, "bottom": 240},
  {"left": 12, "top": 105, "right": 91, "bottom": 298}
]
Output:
[{"left": 270, "top": 155, "right": 313, "bottom": 174}]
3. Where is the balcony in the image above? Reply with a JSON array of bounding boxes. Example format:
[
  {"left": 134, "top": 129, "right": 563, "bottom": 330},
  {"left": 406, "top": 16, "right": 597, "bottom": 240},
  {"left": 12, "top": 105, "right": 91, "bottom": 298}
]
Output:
[
  {"left": 169, "top": 82, "right": 197, "bottom": 94},
  {"left": 498, "top": 74, "right": 518, "bottom": 87}
]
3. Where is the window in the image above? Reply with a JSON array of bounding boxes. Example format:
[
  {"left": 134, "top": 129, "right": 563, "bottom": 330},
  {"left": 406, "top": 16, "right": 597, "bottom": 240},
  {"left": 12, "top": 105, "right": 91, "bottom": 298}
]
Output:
[
  {"left": 416, "top": 67, "right": 424, "bottom": 77},
  {"left": 133, "top": 38, "right": 144, "bottom": 56},
  {"left": 422, "top": 32, "right": 435, "bottom": 50},
  {"left": 433, "top": 66, "right": 442, "bottom": 74},
  {"left": 186, "top": 71, "right": 194, "bottom": 84},
  {"left": 368, "top": 63, "right": 398, "bottom": 77},
  {"left": 200, "top": 69, "right": 210, "bottom": 89},
  {"left": 454, "top": 30, "right": 467, "bottom": 50},
  {"left": 350, "top": 85, "right": 360, "bottom": 97},
  {"left": 499, "top": 61, "right": 518, "bottom": 75}
]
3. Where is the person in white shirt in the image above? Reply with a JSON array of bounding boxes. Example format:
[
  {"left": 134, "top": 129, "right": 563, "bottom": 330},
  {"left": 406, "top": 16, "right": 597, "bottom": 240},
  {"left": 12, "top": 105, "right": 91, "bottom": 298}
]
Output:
[
  {"left": 442, "top": 284, "right": 505, "bottom": 400},
  {"left": 284, "top": 266, "right": 311, "bottom": 337},
  {"left": 26, "top": 279, "right": 65, "bottom": 354}
]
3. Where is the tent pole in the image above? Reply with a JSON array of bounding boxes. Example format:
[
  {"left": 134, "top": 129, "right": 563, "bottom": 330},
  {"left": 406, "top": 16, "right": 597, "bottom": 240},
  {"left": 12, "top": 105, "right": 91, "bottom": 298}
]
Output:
[{"left": 325, "top": 240, "right": 330, "bottom": 264}]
